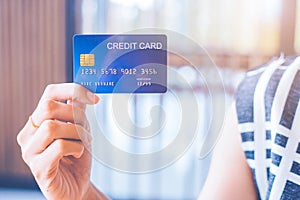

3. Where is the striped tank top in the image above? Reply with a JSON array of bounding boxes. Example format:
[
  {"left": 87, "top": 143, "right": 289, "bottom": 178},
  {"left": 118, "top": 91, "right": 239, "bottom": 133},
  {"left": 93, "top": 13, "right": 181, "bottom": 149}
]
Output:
[{"left": 236, "top": 55, "right": 300, "bottom": 199}]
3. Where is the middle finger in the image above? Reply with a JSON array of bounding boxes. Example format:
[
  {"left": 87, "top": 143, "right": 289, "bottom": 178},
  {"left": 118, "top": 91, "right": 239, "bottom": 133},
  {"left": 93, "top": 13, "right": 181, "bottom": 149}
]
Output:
[{"left": 32, "top": 99, "right": 88, "bottom": 128}]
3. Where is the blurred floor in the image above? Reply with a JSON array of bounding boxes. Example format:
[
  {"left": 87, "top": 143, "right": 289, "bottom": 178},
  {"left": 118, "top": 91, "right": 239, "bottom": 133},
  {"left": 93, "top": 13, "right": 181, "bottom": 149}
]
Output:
[{"left": 0, "top": 188, "right": 45, "bottom": 200}]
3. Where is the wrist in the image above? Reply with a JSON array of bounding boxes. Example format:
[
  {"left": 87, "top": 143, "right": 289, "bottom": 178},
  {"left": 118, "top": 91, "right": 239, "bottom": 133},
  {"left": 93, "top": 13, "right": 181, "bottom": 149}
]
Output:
[{"left": 83, "top": 182, "right": 109, "bottom": 200}]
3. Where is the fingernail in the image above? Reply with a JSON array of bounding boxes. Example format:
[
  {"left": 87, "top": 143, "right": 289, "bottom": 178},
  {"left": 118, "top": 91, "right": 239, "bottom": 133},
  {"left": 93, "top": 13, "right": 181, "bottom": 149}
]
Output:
[{"left": 87, "top": 91, "right": 99, "bottom": 103}]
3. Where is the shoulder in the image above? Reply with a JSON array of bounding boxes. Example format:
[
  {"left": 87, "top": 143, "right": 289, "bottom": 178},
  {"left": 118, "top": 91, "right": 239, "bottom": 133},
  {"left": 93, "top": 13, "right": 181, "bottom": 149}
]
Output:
[{"left": 235, "top": 55, "right": 299, "bottom": 124}]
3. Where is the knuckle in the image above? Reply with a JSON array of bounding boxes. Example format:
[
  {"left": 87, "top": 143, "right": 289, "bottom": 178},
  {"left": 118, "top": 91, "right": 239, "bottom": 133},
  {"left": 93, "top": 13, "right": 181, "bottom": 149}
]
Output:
[
  {"left": 40, "top": 120, "right": 58, "bottom": 136},
  {"left": 17, "top": 124, "right": 30, "bottom": 147},
  {"left": 45, "top": 120, "right": 57, "bottom": 131},
  {"left": 43, "top": 99, "right": 57, "bottom": 116},
  {"left": 16, "top": 132, "right": 23, "bottom": 146},
  {"left": 44, "top": 84, "right": 56, "bottom": 94}
]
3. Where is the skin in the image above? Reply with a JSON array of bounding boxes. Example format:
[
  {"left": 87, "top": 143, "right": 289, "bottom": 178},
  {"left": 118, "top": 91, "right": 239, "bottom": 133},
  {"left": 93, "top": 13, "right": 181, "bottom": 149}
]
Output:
[
  {"left": 18, "top": 83, "right": 257, "bottom": 199},
  {"left": 198, "top": 103, "right": 257, "bottom": 200},
  {"left": 17, "top": 83, "right": 109, "bottom": 200}
]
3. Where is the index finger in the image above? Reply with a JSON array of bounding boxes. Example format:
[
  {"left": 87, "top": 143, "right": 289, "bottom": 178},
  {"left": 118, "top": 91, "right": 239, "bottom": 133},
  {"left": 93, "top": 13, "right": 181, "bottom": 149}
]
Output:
[{"left": 40, "top": 83, "right": 99, "bottom": 105}]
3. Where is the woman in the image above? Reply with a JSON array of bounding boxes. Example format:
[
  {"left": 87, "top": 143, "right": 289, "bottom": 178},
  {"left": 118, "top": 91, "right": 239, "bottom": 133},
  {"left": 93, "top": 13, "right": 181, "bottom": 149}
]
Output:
[{"left": 18, "top": 55, "right": 300, "bottom": 199}]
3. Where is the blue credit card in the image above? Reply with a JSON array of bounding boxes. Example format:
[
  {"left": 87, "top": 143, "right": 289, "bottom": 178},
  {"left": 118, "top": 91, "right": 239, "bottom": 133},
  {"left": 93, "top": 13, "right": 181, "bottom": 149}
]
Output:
[{"left": 73, "top": 34, "right": 167, "bottom": 93}]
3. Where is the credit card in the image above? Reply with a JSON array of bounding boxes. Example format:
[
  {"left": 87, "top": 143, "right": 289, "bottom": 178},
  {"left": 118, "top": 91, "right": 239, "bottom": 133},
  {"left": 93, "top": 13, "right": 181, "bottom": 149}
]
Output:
[{"left": 73, "top": 34, "right": 167, "bottom": 93}]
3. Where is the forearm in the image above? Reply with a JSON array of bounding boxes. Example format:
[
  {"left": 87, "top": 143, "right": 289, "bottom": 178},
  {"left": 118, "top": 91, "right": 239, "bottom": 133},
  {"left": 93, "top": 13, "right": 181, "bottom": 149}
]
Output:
[{"left": 83, "top": 182, "right": 110, "bottom": 200}]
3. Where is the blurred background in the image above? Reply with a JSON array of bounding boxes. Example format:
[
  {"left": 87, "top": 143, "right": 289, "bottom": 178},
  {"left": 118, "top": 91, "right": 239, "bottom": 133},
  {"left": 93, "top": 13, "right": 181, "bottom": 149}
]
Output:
[{"left": 0, "top": 0, "right": 299, "bottom": 199}]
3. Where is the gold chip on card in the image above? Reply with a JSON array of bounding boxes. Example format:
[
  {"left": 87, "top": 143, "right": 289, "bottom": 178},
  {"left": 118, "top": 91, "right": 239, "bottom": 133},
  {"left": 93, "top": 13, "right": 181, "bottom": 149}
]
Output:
[{"left": 80, "top": 54, "right": 95, "bottom": 66}]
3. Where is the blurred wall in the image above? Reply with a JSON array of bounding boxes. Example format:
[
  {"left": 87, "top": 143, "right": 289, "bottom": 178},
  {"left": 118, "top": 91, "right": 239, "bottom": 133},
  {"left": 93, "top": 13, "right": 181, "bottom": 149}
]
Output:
[{"left": 0, "top": 0, "right": 67, "bottom": 179}]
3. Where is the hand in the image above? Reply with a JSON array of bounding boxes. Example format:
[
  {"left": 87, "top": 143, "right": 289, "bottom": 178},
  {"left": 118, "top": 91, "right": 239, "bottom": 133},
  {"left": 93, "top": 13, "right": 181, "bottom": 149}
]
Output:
[{"left": 17, "top": 83, "right": 101, "bottom": 200}]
